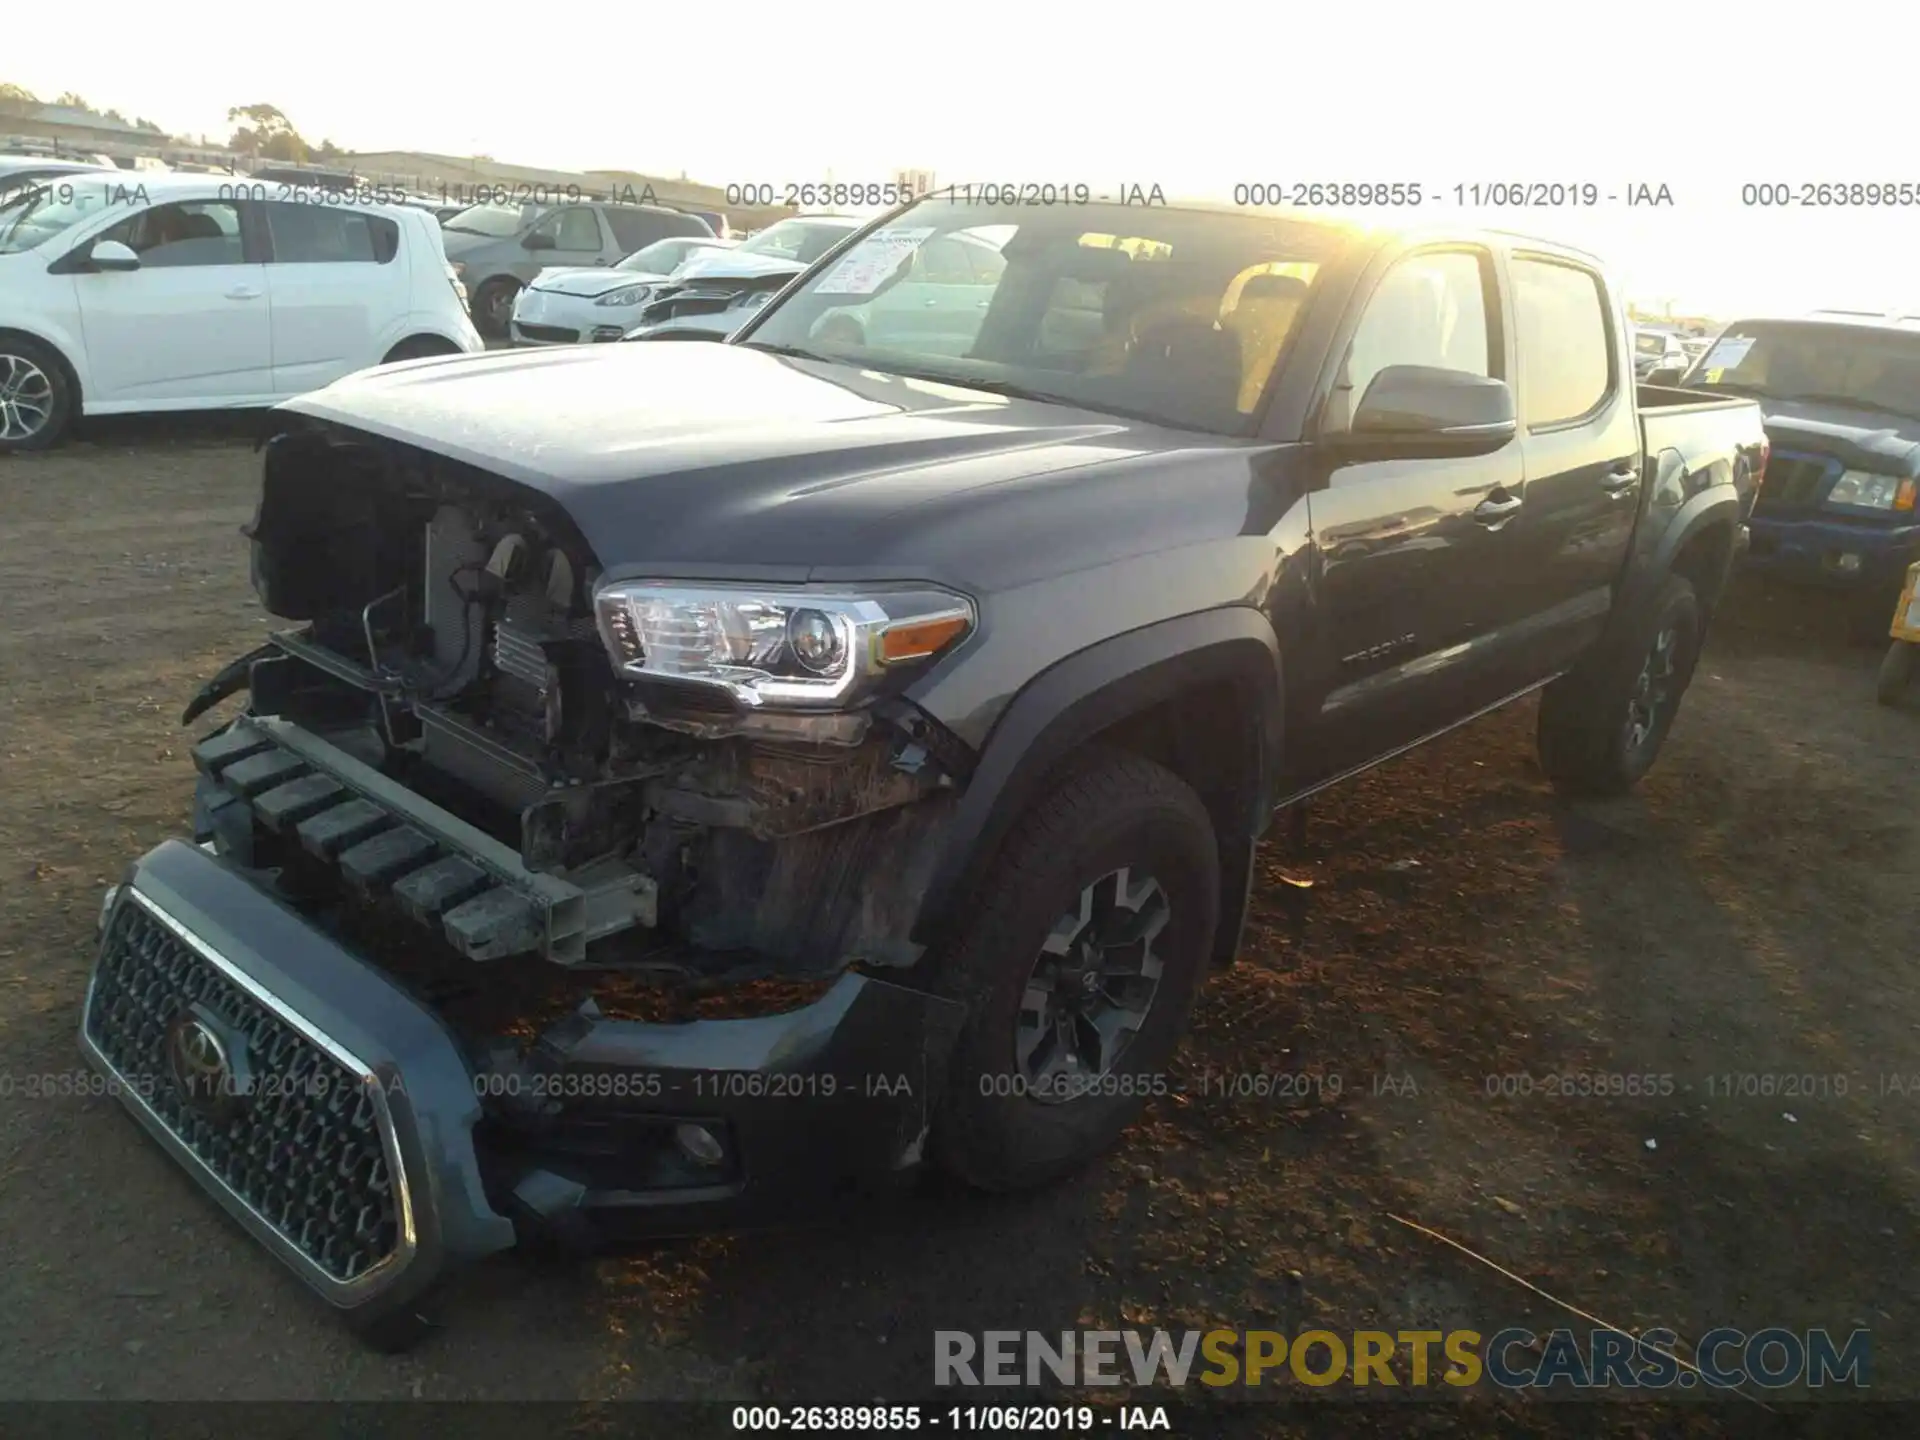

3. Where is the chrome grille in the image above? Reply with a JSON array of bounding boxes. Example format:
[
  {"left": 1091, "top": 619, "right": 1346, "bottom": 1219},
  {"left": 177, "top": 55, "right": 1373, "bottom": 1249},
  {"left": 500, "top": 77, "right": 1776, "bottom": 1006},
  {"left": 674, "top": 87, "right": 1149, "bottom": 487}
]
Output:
[{"left": 83, "top": 895, "right": 407, "bottom": 1286}]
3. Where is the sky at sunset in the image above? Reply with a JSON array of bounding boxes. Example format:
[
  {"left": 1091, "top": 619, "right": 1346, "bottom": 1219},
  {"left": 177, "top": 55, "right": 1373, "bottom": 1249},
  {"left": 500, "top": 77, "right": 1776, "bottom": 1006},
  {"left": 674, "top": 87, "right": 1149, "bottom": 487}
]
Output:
[{"left": 11, "top": 1, "right": 1913, "bottom": 318}]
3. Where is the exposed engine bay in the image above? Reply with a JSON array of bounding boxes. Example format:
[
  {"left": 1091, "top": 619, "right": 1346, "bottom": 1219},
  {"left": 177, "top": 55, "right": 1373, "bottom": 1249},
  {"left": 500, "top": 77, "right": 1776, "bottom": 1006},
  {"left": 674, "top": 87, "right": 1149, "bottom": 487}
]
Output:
[{"left": 195, "top": 421, "right": 973, "bottom": 981}]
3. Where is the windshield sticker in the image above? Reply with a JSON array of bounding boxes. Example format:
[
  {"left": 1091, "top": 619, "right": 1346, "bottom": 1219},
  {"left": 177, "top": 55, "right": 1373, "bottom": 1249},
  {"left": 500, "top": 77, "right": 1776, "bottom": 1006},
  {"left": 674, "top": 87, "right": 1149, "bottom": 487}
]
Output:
[
  {"left": 813, "top": 227, "right": 936, "bottom": 295},
  {"left": 1700, "top": 336, "right": 1756, "bottom": 372}
]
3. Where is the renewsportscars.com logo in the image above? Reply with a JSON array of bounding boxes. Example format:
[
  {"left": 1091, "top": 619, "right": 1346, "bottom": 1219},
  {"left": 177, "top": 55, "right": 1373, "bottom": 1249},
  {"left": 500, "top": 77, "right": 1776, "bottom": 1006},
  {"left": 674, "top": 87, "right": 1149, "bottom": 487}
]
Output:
[{"left": 934, "top": 1327, "right": 1870, "bottom": 1391}]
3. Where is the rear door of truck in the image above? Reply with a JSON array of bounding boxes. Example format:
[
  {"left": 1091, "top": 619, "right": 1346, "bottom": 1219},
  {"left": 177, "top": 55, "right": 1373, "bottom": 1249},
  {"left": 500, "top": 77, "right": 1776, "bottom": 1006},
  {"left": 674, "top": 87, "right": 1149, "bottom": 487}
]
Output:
[{"left": 1490, "top": 248, "right": 1644, "bottom": 685}]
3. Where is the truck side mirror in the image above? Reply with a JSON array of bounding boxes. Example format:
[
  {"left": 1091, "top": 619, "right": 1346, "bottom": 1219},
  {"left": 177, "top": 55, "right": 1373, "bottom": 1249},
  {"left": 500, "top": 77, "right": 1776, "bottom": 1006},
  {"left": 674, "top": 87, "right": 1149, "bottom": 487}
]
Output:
[{"left": 1330, "top": 364, "right": 1518, "bottom": 458}]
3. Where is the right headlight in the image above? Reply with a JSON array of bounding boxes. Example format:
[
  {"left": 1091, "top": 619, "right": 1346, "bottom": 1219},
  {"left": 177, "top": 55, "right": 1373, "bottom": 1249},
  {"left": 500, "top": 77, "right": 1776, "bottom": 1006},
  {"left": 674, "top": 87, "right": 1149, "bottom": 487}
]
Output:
[
  {"left": 593, "top": 582, "right": 975, "bottom": 710},
  {"left": 1824, "top": 470, "right": 1914, "bottom": 511},
  {"left": 595, "top": 285, "right": 651, "bottom": 307}
]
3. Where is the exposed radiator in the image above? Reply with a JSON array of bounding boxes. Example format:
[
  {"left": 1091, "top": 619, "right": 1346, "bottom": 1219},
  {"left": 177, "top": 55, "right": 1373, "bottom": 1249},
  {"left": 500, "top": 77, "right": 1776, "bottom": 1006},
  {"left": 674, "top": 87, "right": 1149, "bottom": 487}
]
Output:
[{"left": 490, "top": 592, "right": 599, "bottom": 691}]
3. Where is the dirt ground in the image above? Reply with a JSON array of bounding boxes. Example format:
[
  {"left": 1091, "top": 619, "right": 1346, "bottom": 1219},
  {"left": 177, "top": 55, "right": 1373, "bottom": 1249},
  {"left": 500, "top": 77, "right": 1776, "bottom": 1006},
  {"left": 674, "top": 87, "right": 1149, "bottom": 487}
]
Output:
[{"left": 2, "top": 419, "right": 1916, "bottom": 1432}]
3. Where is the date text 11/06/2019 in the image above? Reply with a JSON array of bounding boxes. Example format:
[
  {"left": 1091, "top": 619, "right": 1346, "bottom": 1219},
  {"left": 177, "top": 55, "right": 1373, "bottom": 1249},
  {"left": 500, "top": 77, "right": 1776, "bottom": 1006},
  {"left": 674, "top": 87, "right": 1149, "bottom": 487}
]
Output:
[
  {"left": 729, "top": 1404, "right": 1172, "bottom": 1432},
  {"left": 1230, "top": 182, "right": 1674, "bottom": 208}
]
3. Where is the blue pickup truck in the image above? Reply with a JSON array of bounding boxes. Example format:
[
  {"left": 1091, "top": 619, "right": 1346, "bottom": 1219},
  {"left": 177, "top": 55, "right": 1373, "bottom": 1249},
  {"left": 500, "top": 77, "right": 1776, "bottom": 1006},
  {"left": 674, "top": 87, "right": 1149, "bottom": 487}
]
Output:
[{"left": 1667, "top": 313, "right": 1920, "bottom": 615}]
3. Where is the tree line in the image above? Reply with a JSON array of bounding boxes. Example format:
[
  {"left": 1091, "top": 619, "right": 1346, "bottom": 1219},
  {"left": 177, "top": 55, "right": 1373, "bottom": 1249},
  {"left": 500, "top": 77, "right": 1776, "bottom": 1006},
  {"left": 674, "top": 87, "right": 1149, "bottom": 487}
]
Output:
[{"left": 0, "top": 85, "right": 340, "bottom": 161}]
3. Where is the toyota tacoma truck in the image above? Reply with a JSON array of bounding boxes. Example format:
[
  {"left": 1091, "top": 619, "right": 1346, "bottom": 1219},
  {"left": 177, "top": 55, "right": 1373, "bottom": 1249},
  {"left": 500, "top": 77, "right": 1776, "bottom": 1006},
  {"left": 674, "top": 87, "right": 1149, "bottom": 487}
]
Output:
[{"left": 79, "top": 197, "right": 1766, "bottom": 1347}]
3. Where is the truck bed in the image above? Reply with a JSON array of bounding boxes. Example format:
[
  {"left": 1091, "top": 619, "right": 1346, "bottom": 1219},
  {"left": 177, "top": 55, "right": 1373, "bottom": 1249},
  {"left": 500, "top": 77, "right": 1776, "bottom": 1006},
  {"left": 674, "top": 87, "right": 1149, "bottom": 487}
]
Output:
[{"left": 1636, "top": 382, "right": 1766, "bottom": 518}]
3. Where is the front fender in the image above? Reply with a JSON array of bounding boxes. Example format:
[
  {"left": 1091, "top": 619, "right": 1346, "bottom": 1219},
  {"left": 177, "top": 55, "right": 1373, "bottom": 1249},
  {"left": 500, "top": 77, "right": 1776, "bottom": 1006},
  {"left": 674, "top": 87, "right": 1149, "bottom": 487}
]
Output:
[
  {"left": 907, "top": 606, "right": 1285, "bottom": 953},
  {"left": 0, "top": 318, "right": 88, "bottom": 403}
]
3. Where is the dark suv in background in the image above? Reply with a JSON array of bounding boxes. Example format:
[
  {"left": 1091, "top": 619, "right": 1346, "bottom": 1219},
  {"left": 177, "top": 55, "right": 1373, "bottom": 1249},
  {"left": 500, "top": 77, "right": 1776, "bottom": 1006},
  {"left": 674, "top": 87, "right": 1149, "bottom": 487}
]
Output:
[{"left": 1676, "top": 313, "right": 1920, "bottom": 617}]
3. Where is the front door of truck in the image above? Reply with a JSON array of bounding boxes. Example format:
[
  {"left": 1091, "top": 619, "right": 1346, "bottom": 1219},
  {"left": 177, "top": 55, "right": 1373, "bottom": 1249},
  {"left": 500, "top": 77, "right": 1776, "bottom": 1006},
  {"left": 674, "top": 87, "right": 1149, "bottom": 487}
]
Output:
[{"left": 1292, "top": 245, "right": 1526, "bottom": 786}]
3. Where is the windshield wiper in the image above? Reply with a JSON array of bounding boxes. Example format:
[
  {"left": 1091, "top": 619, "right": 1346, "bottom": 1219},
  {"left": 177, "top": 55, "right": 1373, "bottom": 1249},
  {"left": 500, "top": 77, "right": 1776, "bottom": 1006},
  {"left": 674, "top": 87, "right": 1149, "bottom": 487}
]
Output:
[
  {"left": 1778, "top": 391, "right": 1920, "bottom": 424},
  {"left": 738, "top": 341, "right": 834, "bottom": 363}
]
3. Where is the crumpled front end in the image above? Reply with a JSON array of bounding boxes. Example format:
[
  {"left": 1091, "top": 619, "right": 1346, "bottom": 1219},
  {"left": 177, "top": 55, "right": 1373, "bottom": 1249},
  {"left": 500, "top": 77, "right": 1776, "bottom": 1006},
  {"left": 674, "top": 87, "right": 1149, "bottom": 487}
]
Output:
[{"left": 80, "top": 416, "right": 982, "bottom": 1315}]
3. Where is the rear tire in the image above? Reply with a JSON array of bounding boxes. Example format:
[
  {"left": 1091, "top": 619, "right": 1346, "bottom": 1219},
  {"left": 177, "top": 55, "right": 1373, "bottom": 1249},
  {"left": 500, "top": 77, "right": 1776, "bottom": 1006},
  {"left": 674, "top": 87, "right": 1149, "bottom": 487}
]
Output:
[
  {"left": 471, "top": 278, "right": 520, "bottom": 340},
  {"left": 929, "top": 752, "right": 1220, "bottom": 1192},
  {"left": 1538, "top": 573, "right": 1703, "bottom": 798},
  {"left": 814, "top": 315, "right": 866, "bottom": 346},
  {"left": 0, "top": 335, "right": 75, "bottom": 452},
  {"left": 1878, "top": 640, "right": 1917, "bottom": 706}
]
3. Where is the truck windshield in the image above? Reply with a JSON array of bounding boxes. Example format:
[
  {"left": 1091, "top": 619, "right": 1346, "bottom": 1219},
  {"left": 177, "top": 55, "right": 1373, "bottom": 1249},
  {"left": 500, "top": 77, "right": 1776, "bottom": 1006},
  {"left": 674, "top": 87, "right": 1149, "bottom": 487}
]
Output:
[
  {"left": 739, "top": 200, "right": 1347, "bottom": 435},
  {"left": 1684, "top": 320, "right": 1920, "bottom": 418}
]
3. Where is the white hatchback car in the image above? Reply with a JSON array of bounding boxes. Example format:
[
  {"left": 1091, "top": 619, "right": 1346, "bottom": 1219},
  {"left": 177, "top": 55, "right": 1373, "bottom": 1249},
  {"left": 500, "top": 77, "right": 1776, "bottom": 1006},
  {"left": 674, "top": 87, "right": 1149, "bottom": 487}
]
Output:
[{"left": 0, "top": 173, "right": 482, "bottom": 451}]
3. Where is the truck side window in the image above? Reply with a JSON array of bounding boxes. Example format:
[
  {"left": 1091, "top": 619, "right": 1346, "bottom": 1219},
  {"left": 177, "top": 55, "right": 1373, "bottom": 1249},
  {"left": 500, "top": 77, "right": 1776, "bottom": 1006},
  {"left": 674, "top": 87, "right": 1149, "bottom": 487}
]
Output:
[
  {"left": 1337, "top": 250, "right": 1491, "bottom": 424},
  {"left": 1512, "top": 258, "right": 1612, "bottom": 427}
]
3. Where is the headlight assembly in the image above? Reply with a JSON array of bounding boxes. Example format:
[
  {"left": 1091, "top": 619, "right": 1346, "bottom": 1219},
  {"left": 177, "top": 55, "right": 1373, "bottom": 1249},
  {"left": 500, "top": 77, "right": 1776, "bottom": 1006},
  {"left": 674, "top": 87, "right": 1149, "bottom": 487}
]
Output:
[
  {"left": 593, "top": 582, "right": 974, "bottom": 709},
  {"left": 595, "top": 285, "right": 651, "bottom": 308},
  {"left": 1824, "top": 470, "right": 1915, "bottom": 511}
]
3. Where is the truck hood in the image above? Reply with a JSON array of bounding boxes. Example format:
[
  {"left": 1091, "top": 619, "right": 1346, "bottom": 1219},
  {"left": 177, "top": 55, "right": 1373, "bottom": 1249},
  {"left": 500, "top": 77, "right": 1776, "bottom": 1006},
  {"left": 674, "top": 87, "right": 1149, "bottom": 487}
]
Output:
[
  {"left": 1759, "top": 397, "right": 1920, "bottom": 472},
  {"left": 278, "top": 342, "right": 1250, "bottom": 579},
  {"left": 528, "top": 265, "right": 672, "bottom": 297}
]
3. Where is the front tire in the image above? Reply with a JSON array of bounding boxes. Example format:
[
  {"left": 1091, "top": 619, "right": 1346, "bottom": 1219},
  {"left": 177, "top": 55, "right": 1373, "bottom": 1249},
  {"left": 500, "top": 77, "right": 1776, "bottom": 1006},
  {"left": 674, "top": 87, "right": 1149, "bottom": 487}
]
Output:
[
  {"left": 930, "top": 752, "right": 1220, "bottom": 1192},
  {"left": 1538, "top": 573, "right": 1703, "bottom": 797},
  {"left": 0, "top": 336, "right": 75, "bottom": 452},
  {"left": 1878, "top": 640, "right": 1917, "bottom": 706}
]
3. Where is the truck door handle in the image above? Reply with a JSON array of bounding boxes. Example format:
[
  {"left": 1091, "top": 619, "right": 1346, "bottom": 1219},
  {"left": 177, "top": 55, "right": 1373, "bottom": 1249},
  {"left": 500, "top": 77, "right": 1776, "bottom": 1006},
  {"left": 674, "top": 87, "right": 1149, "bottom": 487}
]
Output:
[
  {"left": 1602, "top": 466, "right": 1640, "bottom": 495},
  {"left": 1473, "top": 493, "right": 1523, "bottom": 525},
  {"left": 224, "top": 286, "right": 262, "bottom": 300}
]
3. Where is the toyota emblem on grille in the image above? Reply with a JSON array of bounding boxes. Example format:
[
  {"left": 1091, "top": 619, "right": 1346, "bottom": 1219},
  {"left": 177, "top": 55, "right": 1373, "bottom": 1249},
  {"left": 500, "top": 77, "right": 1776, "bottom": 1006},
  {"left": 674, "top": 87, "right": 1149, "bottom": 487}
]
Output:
[{"left": 165, "top": 1010, "right": 246, "bottom": 1123}]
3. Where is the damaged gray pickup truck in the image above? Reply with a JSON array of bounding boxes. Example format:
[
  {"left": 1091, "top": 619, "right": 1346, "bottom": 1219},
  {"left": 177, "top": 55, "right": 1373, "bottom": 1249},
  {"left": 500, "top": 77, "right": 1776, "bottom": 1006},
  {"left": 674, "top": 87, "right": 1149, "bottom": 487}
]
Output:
[{"left": 81, "top": 196, "right": 1767, "bottom": 1348}]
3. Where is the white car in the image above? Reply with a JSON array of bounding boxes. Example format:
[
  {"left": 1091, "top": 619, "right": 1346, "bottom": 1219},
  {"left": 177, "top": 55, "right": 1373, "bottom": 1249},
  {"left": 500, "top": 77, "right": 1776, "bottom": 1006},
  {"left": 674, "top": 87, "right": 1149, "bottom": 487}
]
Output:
[
  {"left": 621, "top": 215, "right": 867, "bottom": 340},
  {"left": 0, "top": 173, "right": 482, "bottom": 451},
  {"left": 508, "top": 235, "right": 739, "bottom": 345}
]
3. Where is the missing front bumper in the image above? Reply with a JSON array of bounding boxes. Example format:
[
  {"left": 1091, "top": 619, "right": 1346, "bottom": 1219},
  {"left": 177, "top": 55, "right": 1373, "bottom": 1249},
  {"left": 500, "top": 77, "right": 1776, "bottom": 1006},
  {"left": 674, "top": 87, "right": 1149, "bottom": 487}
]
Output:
[
  {"left": 80, "top": 838, "right": 969, "bottom": 1322},
  {"left": 193, "top": 714, "right": 654, "bottom": 964}
]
